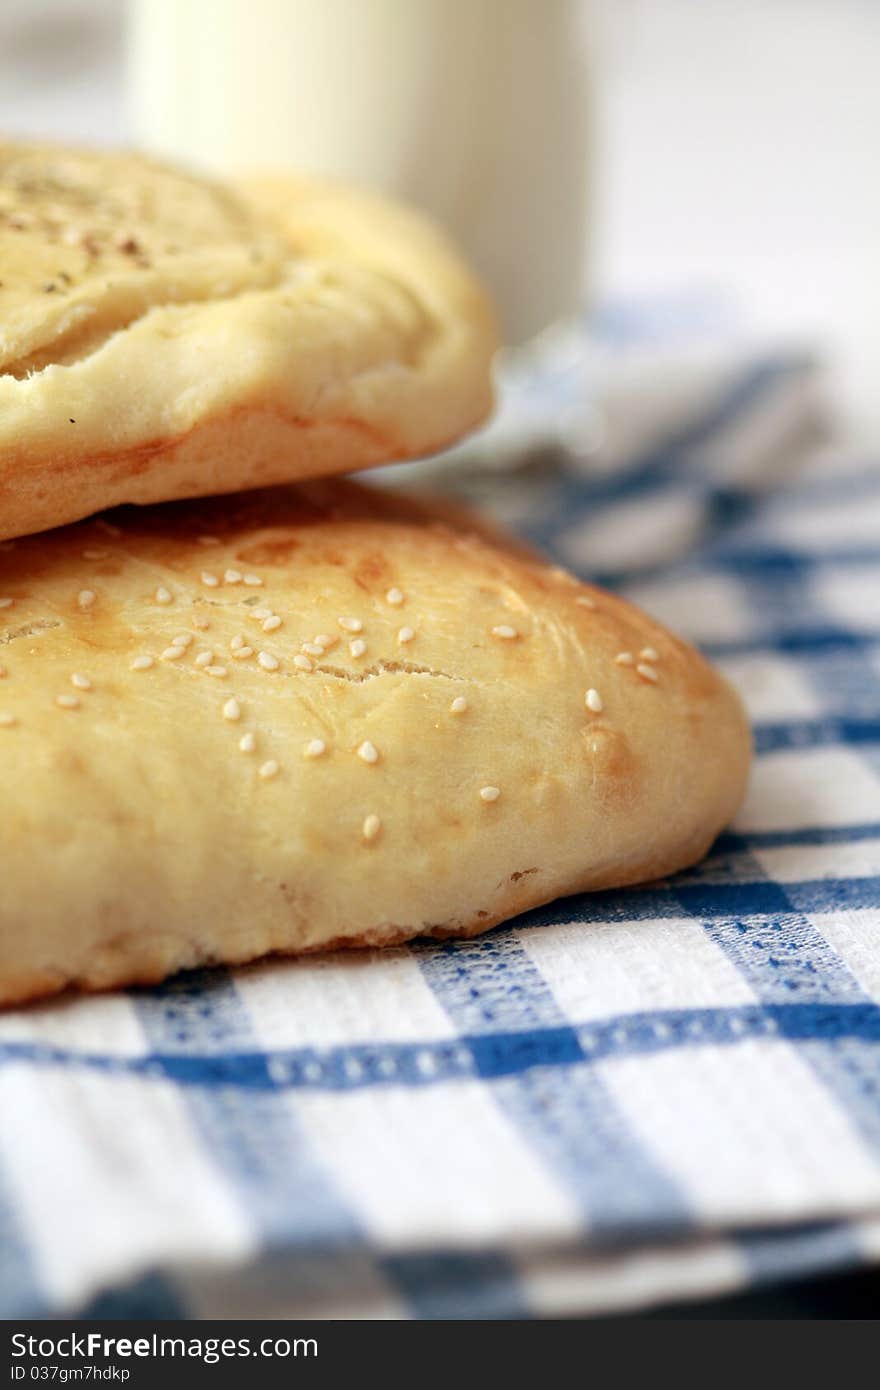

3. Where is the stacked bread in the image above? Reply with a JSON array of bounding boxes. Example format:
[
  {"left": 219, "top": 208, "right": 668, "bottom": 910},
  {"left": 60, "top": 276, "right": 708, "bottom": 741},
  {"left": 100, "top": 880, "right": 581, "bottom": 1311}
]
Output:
[{"left": 0, "top": 142, "right": 750, "bottom": 1003}]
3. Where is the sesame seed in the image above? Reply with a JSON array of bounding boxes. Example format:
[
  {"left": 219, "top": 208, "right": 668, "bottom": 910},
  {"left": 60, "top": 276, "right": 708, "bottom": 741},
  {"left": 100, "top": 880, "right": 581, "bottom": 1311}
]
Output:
[
  {"left": 249, "top": 608, "right": 271, "bottom": 622},
  {"left": 640, "top": 646, "right": 660, "bottom": 662},
  {"left": 230, "top": 633, "right": 246, "bottom": 650},
  {"left": 357, "top": 740, "right": 379, "bottom": 764},
  {"left": 386, "top": 588, "right": 404, "bottom": 606},
  {"left": 262, "top": 615, "right": 282, "bottom": 632},
  {"left": 301, "top": 642, "right": 324, "bottom": 657},
  {"left": 338, "top": 617, "right": 363, "bottom": 633},
  {"left": 70, "top": 673, "right": 92, "bottom": 691},
  {"left": 201, "top": 572, "right": 219, "bottom": 587},
  {"left": 615, "top": 652, "right": 634, "bottom": 666},
  {"left": 314, "top": 634, "right": 337, "bottom": 649},
  {"left": 224, "top": 569, "right": 243, "bottom": 584},
  {"left": 397, "top": 626, "right": 415, "bottom": 645},
  {"left": 362, "top": 814, "right": 381, "bottom": 842},
  {"left": 243, "top": 574, "right": 263, "bottom": 586},
  {"left": 77, "top": 589, "right": 96, "bottom": 609},
  {"left": 231, "top": 646, "right": 254, "bottom": 660},
  {"left": 492, "top": 625, "right": 518, "bottom": 640},
  {"left": 155, "top": 587, "right": 173, "bottom": 605},
  {"left": 636, "top": 663, "right": 659, "bottom": 683},
  {"left": 585, "top": 688, "right": 603, "bottom": 713},
  {"left": 304, "top": 738, "right": 326, "bottom": 759},
  {"left": 222, "top": 698, "right": 241, "bottom": 721},
  {"left": 293, "top": 654, "right": 313, "bottom": 671},
  {"left": 172, "top": 633, "right": 193, "bottom": 648},
  {"left": 450, "top": 697, "right": 468, "bottom": 714},
  {"left": 239, "top": 732, "right": 256, "bottom": 753},
  {"left": 204, "top": 665, "right": 227, "bottom": 678},
  {"left": 130, "top": 655, "right": 153, "bottom": 671},
  {"left": 349, "top": 638, "right": 367, "bottom": 658},
  {"left": 0, "top": 597, "right": 13, "bottom": 610},
  {"left": 258, "top": 759, "right": 279, "bottom": 780},
  {"left": 195, "top": 650, "right": 213, "bottom": 666},
  {"left": 479, "top": 785, "right": 501, "bottom": 802},
  {"left": 0, "top": 712, "right": 16, "bottom": 727},
  {"left": 55, "top": 694, "right": 79, "bottom": 709},
  {"left": 258, "top": 651, "right": 279, "bottom": 671},
  {"left": 161, "top": 646, "right": 185, "bottom": 660},
  {"left": 576, "top": 595, "right": 596, "bottom": 609}
]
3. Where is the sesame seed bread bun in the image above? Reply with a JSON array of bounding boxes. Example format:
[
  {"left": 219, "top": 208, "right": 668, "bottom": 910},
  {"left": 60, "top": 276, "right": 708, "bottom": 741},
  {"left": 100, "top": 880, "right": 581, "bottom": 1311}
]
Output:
[
  {"left": 0, "top": 142, "right": 496, "bottom": 542},
  {"left": 0, "top": 479, "right": 750, "bottom": 1005}
]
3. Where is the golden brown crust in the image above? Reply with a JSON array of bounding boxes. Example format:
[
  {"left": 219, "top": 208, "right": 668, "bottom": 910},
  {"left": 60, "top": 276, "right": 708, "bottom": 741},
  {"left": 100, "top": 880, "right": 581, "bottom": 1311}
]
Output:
[
  {"left": 0, "top": 144, "right": 497, "bottom": 541},
  {"left": 0, "top": 479, "right": 750, "bottom": 1005}
]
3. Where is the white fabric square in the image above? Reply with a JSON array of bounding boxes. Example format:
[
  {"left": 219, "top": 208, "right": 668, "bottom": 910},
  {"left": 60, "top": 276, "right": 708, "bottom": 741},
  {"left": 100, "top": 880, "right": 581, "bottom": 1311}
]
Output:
[
  {"left": 719, "top": 652, "right": 820, "bottom": 722},
  {"left": 771, "top": 490, "right": 880, "bottom": 549},
  {"left": 515, "top": 1236, "right": 746, "bottom": 1318},
  {"left": 815, "top": 908, "right": 880, "bottom": 1002},
  {"left": 0, "top": 1067, "right": 250, "bottom": 1310},
  {"left": 560, "top": 492, "right": 704, "bottom": 573},
  {"left": 812, "top": 566, "right": 880, "bottom": 631},
  {"left": 0, "top": 992, "right": 146, "bottom": 1057},
  {"left": 240, "top": 949, "right": 456, "bottom": 1050},
  {"left": 738, "top": 746, "right": 880, "bottom": 830},
  {"left": 623, "top": 573, "right": 751, "bottom": 644},
  {"left": 519, "top": 917, "right": 756, "bottom": 1022},
  {"left": 602, "top": 1042, "right": 880, "bottom": 1225},
  {"left": 294, "top": 1082, "right": 579, "bottom": 1248},
  {"left": 756, "top": 839, "right": 880, "bottom": 885}
]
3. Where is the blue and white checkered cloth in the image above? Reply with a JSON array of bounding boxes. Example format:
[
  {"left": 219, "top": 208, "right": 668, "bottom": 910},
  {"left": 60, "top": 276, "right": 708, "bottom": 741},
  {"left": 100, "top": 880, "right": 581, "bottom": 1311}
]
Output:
[{"left": 2, "top": 326, "right": 880, "bottom": 1320}]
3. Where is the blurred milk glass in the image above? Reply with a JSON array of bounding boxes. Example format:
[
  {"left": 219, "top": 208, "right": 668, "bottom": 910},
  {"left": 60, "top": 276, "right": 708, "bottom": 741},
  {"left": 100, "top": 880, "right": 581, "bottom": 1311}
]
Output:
[{"left": 127, "top": 0, "right": 591, "bottom": 347}]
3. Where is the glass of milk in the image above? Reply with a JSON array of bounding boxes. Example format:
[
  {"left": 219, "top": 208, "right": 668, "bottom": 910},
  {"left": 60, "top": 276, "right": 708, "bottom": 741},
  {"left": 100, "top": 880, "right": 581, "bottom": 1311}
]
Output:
[{"left": 127, "top": 0, "right": 591, "bottom": 348}]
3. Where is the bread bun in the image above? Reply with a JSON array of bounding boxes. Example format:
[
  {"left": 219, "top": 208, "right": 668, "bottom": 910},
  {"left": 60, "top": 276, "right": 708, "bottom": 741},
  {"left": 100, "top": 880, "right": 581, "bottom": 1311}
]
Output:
[
  {"left": 0, "top": 143, "right": 496, "bottom": 541},
  {"left": 0, "top": 479, "right": 750, "bottom": 1004}
]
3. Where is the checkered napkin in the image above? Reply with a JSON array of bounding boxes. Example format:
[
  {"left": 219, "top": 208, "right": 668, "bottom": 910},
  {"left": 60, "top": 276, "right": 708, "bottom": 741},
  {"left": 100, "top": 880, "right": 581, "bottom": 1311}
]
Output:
[{"left": 3, "top": 323, "right": 880, "bottom": 1321}]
